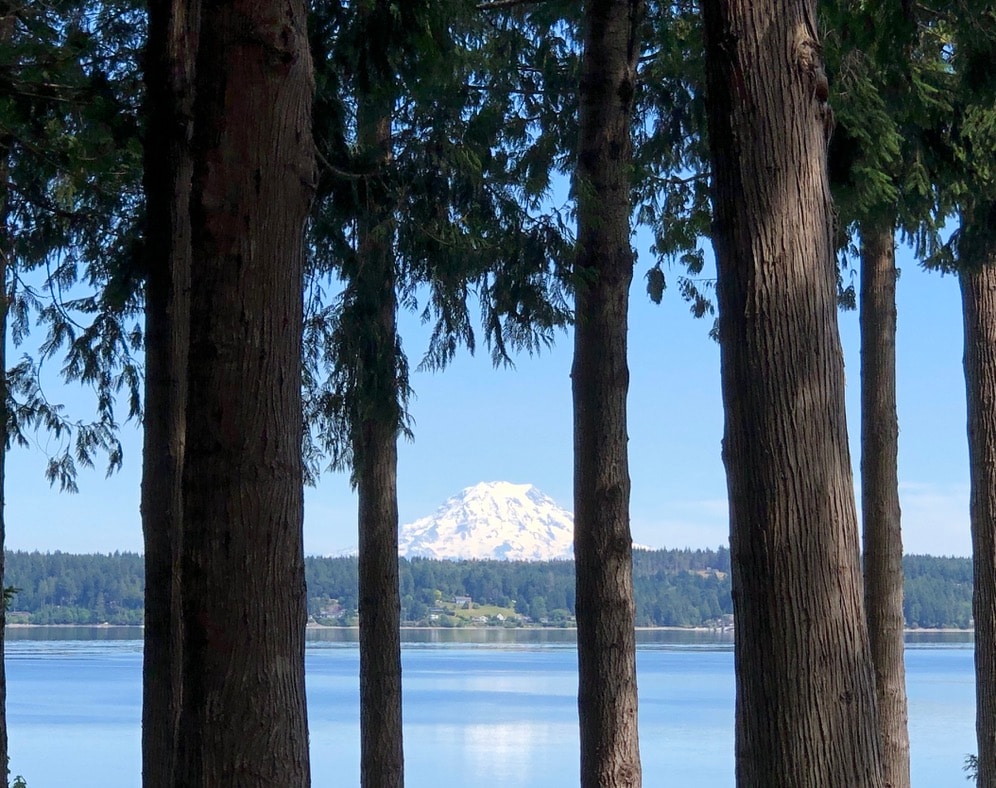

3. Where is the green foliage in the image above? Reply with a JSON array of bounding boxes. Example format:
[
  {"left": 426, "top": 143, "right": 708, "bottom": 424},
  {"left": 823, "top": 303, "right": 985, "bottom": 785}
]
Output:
[
  {"left": 822, "top": 0, "right": 954, "bottom": 264},
  {"left": 904, "top": 554, "right": 973, "bottom": 628},
  {"left": 2, "top": 585, "right": 18, "bottom": 612},
  {"left": 635, "top": 2, "right": 714, "bottom": 316},
  {"left": 0, "top": 0, "right": 146, "bottom": 490},
  {"left": 848, "top": 0, "right": 996, "bottom": 273},
  {"left": 965, "top": 753, "right": 978, "bottom": 783},
  {"left": 303, "top": 0, "right": 574, "bottom": 481},
  {"left": 473, "top": 1, "right": 717, "bottom": 318},
  {"left": 1, "top": 1, "right": 144, "bottom": 273},
  {"left": 0, "top": 549, "right": 975, "bottom": 629},
  {"left": 944, "top": 2, "right": 996, "bottom": 268},
  {"left": 3, "top": 550, "right": 143, "bottom": 624}
]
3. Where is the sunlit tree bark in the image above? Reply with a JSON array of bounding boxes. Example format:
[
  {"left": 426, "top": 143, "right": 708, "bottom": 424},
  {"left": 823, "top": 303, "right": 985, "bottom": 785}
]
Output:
[
  {"left": 702, "top": 0, "right": 885, "bottom": 783},
  {"left": 961, "top": 213, "right": 996, "bottom": 788},
  {"left": 859, "top": 218, "right": 910, "bottom": 788}
]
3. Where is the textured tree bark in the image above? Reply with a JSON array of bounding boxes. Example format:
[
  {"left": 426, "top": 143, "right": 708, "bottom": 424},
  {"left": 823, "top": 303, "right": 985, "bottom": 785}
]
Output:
[
  {"left": 175, "top": 0, "right": 315, "bottom": 783},
  {"left": 0, "top": 111, "right": 9, "bottom": 788},
  {"left": 961, "top": 230, "right": 996, "bottom": 788},
  {"left": 354, "top": 102, "right": 405, "bottom": 788},
  {"left": 0, "top": 9, "right": 12, "bottom": 783},
  {"left": 572, "top": 0, "right": 643, "bottom": 785},
  {"left": 701, "top": 1, "right": 885, "bottom": 785},
  {"left": 356, "top": 415, "right": 404, "bottom": 788},
  {"left": 860, "top": 219, "right": 911, "bottom": 788},
  {"left": 140, "top": 2, "right": 197, "bottom": 785}
]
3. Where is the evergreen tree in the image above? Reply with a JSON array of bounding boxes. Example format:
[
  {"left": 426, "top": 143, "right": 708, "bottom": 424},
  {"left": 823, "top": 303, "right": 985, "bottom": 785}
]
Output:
[
  {"left": 821, "top": 4, "right": 953, "bottom": 782},
  {"left": 175, "top": 0, "right": 315, "bottom": 782},
  {"left": 140, "top": 0, "right": 195, "bottom": 784},
  {"left": 329, "top": 3, "right": 407, "bottom": 781},
  {"left": 946, "top": 4, "right": 996, "bottom": 781},
  {"left": 701, "top": 0, "right": 885, "bottom": 782},
  {"left": 2, "top": 1, "right": 145, "bottom": 489},
  {"left": 0, "top": 9, "right": 14, "bottom": 777},
  {"left": 573, "top": 0, "right": 643, "bottom": 784},
  {"left": 0, "top": 549, "right": 977, "bottom": 629},
  {"left": 0, "top": 4, "right": 144, "bottom": 781},
  {"left": 961, "top": 228, "right": 996, "bottom": 787},
  {"left": 305, "top": 3, "right": 572, "bottom": 783}
]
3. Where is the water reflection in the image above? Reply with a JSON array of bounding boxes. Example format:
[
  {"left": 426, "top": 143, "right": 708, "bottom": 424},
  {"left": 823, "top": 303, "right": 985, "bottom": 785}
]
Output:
[
  {"left": 6, "top": 625, "right": 143, "bottom": 642},
  {"left": 4, "top": 624, "right": 971, "bottom": 650},
  {"left": 905, "top": 629, "right": 973, "bottom": 647},
  {"left": 412, "top": 721, "right": 575, "bottom": 786},
  {"left": 0, "top": 627, "right": 977, "bottom": 787},
  {"left": 306, "top": 626, "right": 739, "bottom": 649}
]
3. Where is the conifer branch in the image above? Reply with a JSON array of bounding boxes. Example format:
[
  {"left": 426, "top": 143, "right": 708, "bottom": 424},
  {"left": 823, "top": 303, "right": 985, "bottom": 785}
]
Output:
[{"left": 475, "top": 0, "right": 545, "bottom": 12}]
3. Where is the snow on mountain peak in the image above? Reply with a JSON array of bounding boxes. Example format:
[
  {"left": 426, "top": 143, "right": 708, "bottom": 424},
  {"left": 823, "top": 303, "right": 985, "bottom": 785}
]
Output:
[{"left": 398, "top": 481, "right": 574, "bottom": 561}]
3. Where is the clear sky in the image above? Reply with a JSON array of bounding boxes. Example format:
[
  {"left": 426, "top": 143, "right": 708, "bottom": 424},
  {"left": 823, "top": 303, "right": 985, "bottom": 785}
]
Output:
[{"left": 4, "top": 234, "right": 971, "bottom": 557}]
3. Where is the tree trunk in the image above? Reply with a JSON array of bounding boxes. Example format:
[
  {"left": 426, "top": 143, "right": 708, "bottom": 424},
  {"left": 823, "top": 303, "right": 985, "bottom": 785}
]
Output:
[
  {"left": 860, "top": 219, "right": 910, "bottom": 788},
  {"left": 0, "top": 9, "right": 13, "bottom": 784},
  {"left": 572, "top": 1, "right": 643, "bottom": 785},
  {"left": 0, "top": 112, "right": 9, "bottom": 788},
  {"left": 701, "top": 1, "right": 885, "bottom": 785},
  {"left": 354, "top": 102, "right": 405, "bottom": 788},
  {"left": 356, "top": 417, "right": 403, "bottom": 788},
  {"left": 960, "top": 225, "right": 996, "bottom": 787},
  {"left": 176, "top": 0, "right": 314, "bottom": 783},
  {"left": 140, "top": 3, "right": 197, "bottom": 785}
]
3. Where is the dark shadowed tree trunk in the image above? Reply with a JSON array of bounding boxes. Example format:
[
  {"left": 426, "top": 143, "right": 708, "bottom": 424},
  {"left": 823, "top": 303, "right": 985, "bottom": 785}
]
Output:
[
  {"left": 960, "top": 214, "right": 996, "bottom": 788},
  {"left": 859, "top": 219, "right": 910, "bottom": 788},
  {"left": 140, "top": 2, "right": 197, "bottom": 785},
  {"left": 354, "top": 98, "right": 404, "bottom": 788},
  {"left": 0, "top": 5, "right": 15, "bottom": 782},
  {"left": 0, "top": 111, "right": 9, "bottom": 788},
  {"left": 175, "top": 0, "right": 315, "bottom": 783},
  {"left": 572, "top": 0, "right": 643, "bottom": 785},
  {"left": 701, "top": 0, "right": 885, "bottom": 784}
]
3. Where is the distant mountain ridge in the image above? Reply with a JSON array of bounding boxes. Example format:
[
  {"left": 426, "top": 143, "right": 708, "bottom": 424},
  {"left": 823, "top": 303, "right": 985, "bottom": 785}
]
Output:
[{"left": 398, "top": 481, "right": 575, "bottom": 561}]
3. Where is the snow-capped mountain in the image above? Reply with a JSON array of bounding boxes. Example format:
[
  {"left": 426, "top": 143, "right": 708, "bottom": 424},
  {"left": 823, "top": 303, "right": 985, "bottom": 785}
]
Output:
[{"left": 398, "top": 481, "right": 574, "bottom": 561}]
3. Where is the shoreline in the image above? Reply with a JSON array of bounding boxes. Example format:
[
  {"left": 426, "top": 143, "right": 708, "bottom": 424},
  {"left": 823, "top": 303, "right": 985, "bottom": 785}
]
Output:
[{"left": 4, "top": 623, "right": 976, "bottom": 634}]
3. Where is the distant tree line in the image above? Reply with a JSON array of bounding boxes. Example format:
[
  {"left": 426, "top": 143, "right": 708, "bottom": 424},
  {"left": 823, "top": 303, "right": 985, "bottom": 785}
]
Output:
[
  {"left": 4, "top": 551, "right": 144, "bottom": 625},
  {"left": 2, "top": 548, "right": 972, "bottom": 629},
  {"left": 903, "top": 555, "right": 974, "bottom": 629}
]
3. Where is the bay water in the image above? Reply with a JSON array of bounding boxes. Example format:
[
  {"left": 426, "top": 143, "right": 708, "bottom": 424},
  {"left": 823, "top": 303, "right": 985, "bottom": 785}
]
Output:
[{"left": 5, "top": 628, "right": 975, "bottom": 786}]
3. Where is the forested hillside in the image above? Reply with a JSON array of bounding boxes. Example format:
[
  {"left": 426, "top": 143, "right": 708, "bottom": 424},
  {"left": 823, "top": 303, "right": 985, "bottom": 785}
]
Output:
[
  {"left": 5, "top": 552, "right": 144, "bottom": 625},
  {"left": 3, "top": 549, "right": 972, "bottom": 629}
]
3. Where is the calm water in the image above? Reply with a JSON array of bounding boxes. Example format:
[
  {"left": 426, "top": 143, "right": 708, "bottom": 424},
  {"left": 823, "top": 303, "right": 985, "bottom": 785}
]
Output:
[{"left": 4, "top": 628, "right": 976, "bottom": 786}]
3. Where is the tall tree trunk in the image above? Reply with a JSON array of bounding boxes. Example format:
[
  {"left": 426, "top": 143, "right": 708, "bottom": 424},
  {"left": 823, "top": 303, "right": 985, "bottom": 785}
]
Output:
[
  {"left": 176, "top": 0, "right": 315, "bottom": 783},
  {"left": 960, "top": 218, "right": 996, "bottom": 788},
  {"left": 572, "top": 1, "right": 643, "bottom": 785},
  {"left": 0, "top": 104, "right": 10, "bottom": 788},
  {"left": 860, "top": 219, "right": 910, "bottom": 788},
  {"left": 354, "top": 101, "right": 404, "bottom": 788},
  {"left": 140, "top": 3, "right": 197, "bottom": 785},
  {"left": 0, "top": 5, "right": 19, "bottom": 782},
  {"left": 701, "top": 1, "right": 885, "bottom": 785}
]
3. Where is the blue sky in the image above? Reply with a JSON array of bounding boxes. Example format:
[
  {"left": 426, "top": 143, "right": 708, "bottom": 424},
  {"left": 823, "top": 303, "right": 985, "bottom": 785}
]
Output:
[{"left": 4, "top": 238, "right": 971, "bottom": 557}]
